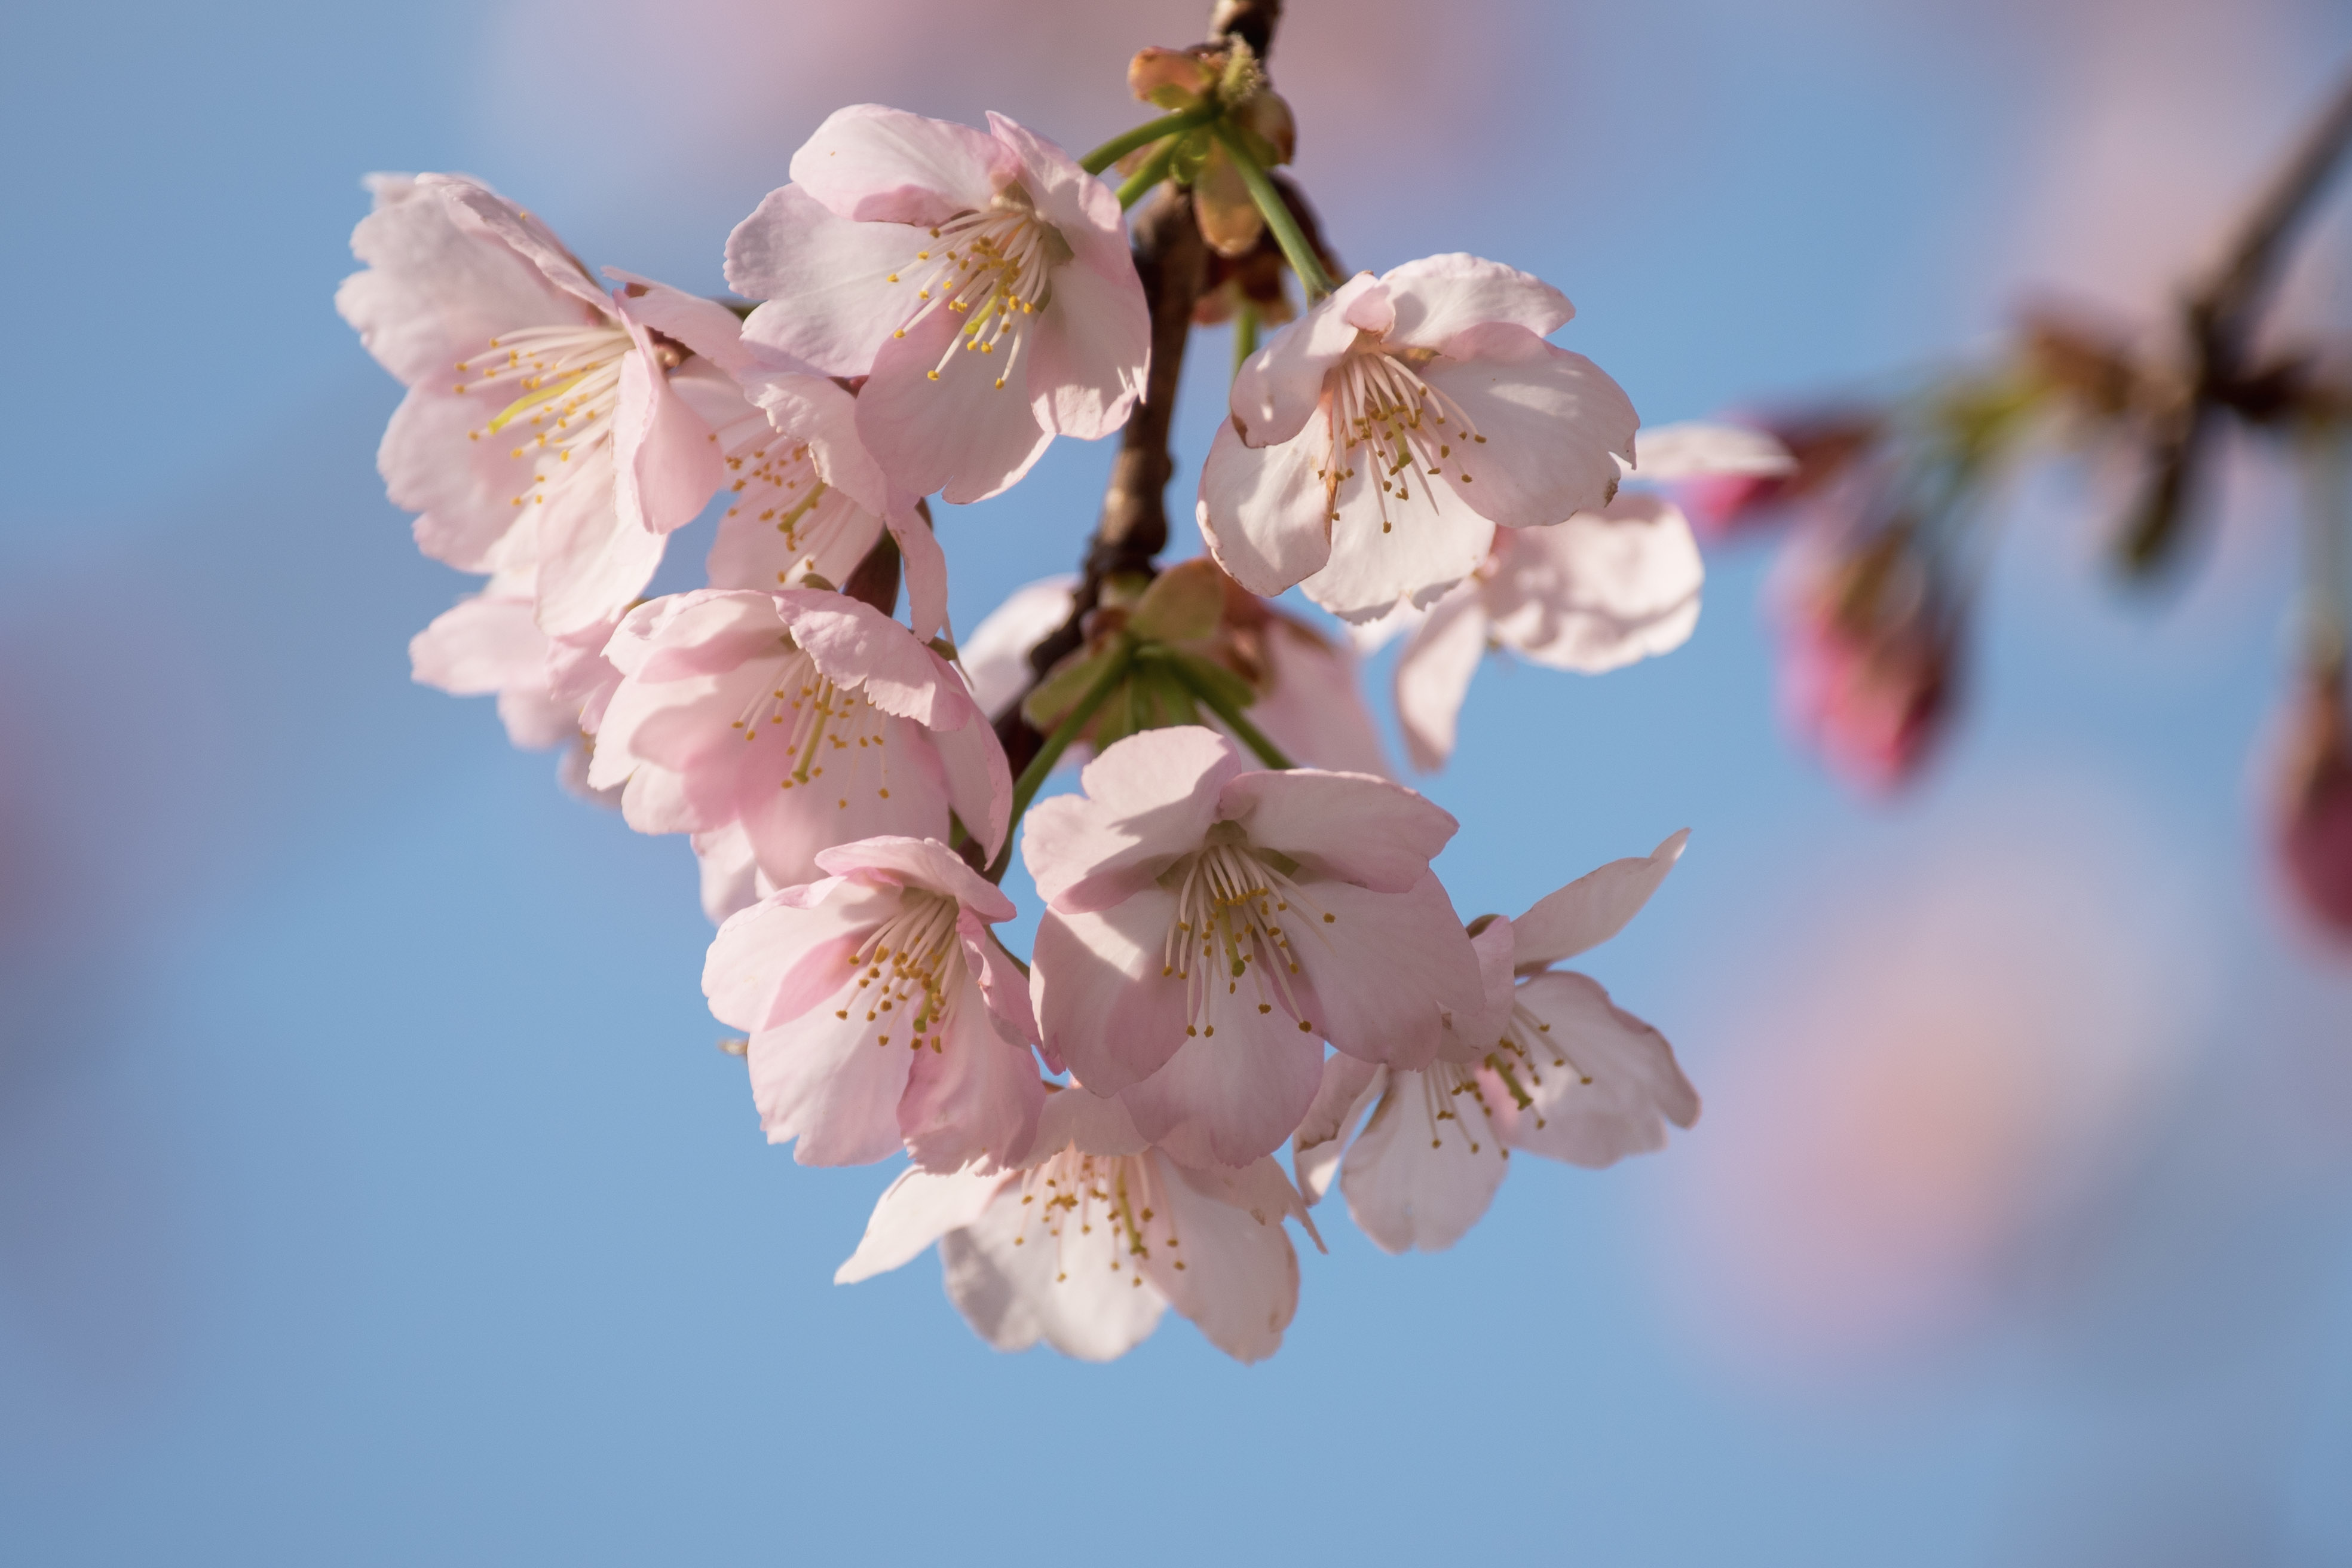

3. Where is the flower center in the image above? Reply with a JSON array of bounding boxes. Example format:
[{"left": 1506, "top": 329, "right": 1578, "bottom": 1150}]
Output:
[
  {"left": 1008, "top": 1148, "right": 1184, "bottom": 1286},
  {"left": 729, "top": 644, "right": 901, "bottom": 809},
  {"left": 720, "top": 438, "right": 849, "bottom": 583},
  {"left": 1408, "top": 1061, "right": 1505, "bottom": 1156},
  {"left": 1159, "top": 835, "right": 1325, "bottom": 1041},
  {"left": 833, "top": 889, "right": 964, "bottom": 1051},
  {"left": 1483, "top": 997, "right": 1590, "bottom": 1131},
  {"left": 457, "top": 322, "right": 635, "bottom": 510},
  {"left": 1317, "top": 345, "right": 1489, "bottom": 535},
  {"left": 884, "top": 187, "right": 1072, "bottom": 391}
]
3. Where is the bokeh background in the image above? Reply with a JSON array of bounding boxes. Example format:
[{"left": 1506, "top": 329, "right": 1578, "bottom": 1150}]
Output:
[{"left": 5, "top": 0, "right": 2351, "bottom": 1561}]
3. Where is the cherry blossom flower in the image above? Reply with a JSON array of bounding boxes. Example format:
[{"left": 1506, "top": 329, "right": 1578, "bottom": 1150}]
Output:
[
  {"left": 833, "top": 1085, "right": 1314, "bottom": 1362},
  {"left": 408, "top": 565, "right": 623, "bottom": 795},
  {"left": 634, "top": 277, "right": 953, "bottom": 641},
  {"left": 586, "top": 589, "right": 1010, "bottom": 888},
  {"left": 1369, "top": 421, "right": 1789, "bottom": 771},
  {"left": 2271, "top": 659, "right": 2352, "bottom": 941},
  {"left": 1197, "top": 255, "right": 1638, "bottom": 624},
  {"left": 1294, "top": 831, "right": 1698, "bottom": 1253},
  {"left": 960, "top": 570, "right": 1389, "bottom": 773},
  {"left": 725, "top": 106, "right": 1150, "bottom": 505},
  {"left": 705, "top": 836, "right": 1042, "bottom": 1169},
  {"left": 1022, "top": 727, "right": 1484, "bottom": 1166}
]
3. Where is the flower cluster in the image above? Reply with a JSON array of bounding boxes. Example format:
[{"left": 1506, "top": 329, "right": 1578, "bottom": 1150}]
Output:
[{"left": 341, "top": 19, "right": 1713, "bottom": 1362}]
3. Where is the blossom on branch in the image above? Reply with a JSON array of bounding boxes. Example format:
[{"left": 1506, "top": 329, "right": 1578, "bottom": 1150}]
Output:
[
  {"left": 1199, "top": 255, "right": 1638, "bottom": 623},
  {"left": 587, "top": 589, "right": 1010, "bottom": 887},
  {"left": 1294, "top": 831, "right": 1698, "bottom": 1253},
  {"left": 1022, "top": 727, "right": 1484, "bottom": 1166},
  {"left": 706, "top": 837, "right": 1043, "bottom": 1169},
  {"left": 834, "top": 1085, "right": 1315, "bottom": 1363},
  {"left": 725, "top": 106, "right": 1150, "bottom": 504},
  {"left": 1369, "top": 420, "right": 1789, "bottom": 771}
]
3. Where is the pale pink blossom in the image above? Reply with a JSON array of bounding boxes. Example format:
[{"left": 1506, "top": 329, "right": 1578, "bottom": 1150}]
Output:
[
  {"left": 1022, "top": 727, "right": 1483, "bottom": 1166},
  {"left": 1373, "top": 421, "right": 1787, "bottom": 770},
  {"left": 960, "top": 572, "right": 1391, "bottom": 773},
  {"left": 834, "top": 1085, "right": 1315, "bottom": 1363},
  {"left": 409, "top": 565, "right": 624, "bottom": 793},
  {"left": 338, "top": 175, "right": 748, "bottom": 635},
  {"left": 1198, "top": 255, "right": 1638, "bottom": 624},
  {"left": 705, "top": 836, "right": 1043, "bottom": 1169},
  {"left": 633, "top": 275, "right": 953, "bottom": 640},
  {"left": 1294, "top": 831, "right": 1698, "bottom": 1253},
  {"left": 725, "top": 106, "right": 1149, "bottom": 504},
  {"left": 587, "top": 589, "right": 1010, "bottom": 889}
]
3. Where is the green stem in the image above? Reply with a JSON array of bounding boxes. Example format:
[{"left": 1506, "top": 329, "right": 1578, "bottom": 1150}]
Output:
[
  {"left": 987, "top": 641, "right": 1136, "bottom": 882},
  {"left": 1211, "top": 122, "right": 1335, "bottom": 299},
  {"left": 1117, "top": 139, "right": 1182, "bottom": 210},
  {"left": 1080, "top": 106, "right": 1218, "bottom": 176},
  {"left": 1165, "top": 657, "right": 1296, "bottom": 770},
  {"left": 1233, "top": 302, "right": 1258, "bottom": 377}
]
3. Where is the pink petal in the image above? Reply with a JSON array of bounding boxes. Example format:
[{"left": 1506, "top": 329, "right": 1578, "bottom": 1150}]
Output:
[
  {"left": 1510, "top": 829, "right": 1689, "bottom": 971},
  {"left": 1247, "top": 618, "right": 1392, "bottom": 776},
  {"left": 1215, "top": 767, "right": 1459, "bottom": 893},
  {"left": 1297, "top": 455, "right": 1495, "bottom": 624},
  {"left": 1293, "top": 1055, "right": 1383, "bottom": 1203},
  {"left": 855, "top": 303, "right": 1053, "bottom": 504},
  {"left": 607, "top": 271, "right": 766, "bottom": 375},
  {"left": 813, "top": 834, "right": 1013, "bottom": 921},
  {"left": 1029, "top": 895, "right": 1192, "bottom": 1095},
  {"left": 887, "top": 498, "right": 953, "bottom": 644},
  {"left": 1140, "top": 1154, "right": 1301, "bottom": 1363},
  {"left": 898, "top": 969, "right": 1045, "bottom": 1171},
  {"left": 732, "top": 715, "right": 956, "bottom": 890},
  {"left": 422, "top": 174, "right": 608, "bottom": 316},
  {"left": 728, "top": 186, "right": 922, "bottom": 378},
  {"left": 747, "top": 1005, "right": 918, "bottom": 1166},
  {"left": 1115, "top": 1009, "right": 1325, "bottom": 1168},
  {"left": 968, "top": 925, "right": 1040, "bottom": 1048},
  {"left": 612, "top": 332, "right": 725, "bottom": 537},
  {"left": 339, "top": 173, "right": 580, "bottom": 389},
  {"left": 1436, "top": 915, "right": 1520, "bottom": 1066},
  {"left": 743, "top": 372, "right": 892, "bottom": 516},
  {"left": 1392, "top": 582, "right": 1489, "bottom": 771},
  {"left": 1490, "top": 971, "right": 1699, "bottom": 1167},
  {"left": 1196, "top": 415, "right": 1336, "bottom": 598},
  {"left": 1417, "top": 324, "right": 1638, "bottom": 528},
  {"left": 409, "top": 590, "right": 544, "bottom": 699},
  {"left": 1630, "top": 420, "right": 1794, "bottom": 482},
  {"left": 1483, "top": 494, "right": 1703, "bottom": 675},
  {"left": 532, "top": 466, "right": 665, "bottom": 638},
  {"left": 1021, "top": 727, "right": 1245, "bottom": 911},
  {"left": 1293, "top": 871, "right": 1483, "bottom": 1071},
  {"left": 1338, "top": 1065, "right": 1509, "bottom": 1253},
  {"left": 691, "top": 825, "right": 765, "bottom": 925},
  {"left": 378, "top": 388, "right": 528, "bottom": 572},
  {"left": 939, "top": 1182, "right": 1166, "bottom": 1359},
  {"left": 1230, "top": 274, "right": 1379, "bottom": 447},
  {"left": 834, "top": 1164, "right": 1011, "bottom": 1284},
  {"left": 776, "top": 593, "right": 978, "bottom": 730},
  {"left": 702, "top": 876, "right": 889, "bottom": 1032},
  {"left": 791, "top": 105, "right": 1012, "bottom": 225},
  {"left": 1024, "top": 1083, "right": 1150, "bottom": 1163},
  {"left": 706, "top": 482, "right": 884, "bottom": 595},
  {"left": 933, "top": 712, "right": 1012, "bottom": 865},
  {"left": 1377, "top": 253, "right": 1573, "bottom": 351}
]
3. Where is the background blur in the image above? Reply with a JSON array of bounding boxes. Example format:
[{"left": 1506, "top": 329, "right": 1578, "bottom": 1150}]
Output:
[{"left": 5, "top": 0, "right": 2351, "bottom": 1561}]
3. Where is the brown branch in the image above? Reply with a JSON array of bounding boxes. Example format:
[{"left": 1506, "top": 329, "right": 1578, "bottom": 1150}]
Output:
[
  {"left": 991, "top": 0, "right": 1282, "bottom": 775},
  {"left": 2121, "top": 61, "right": 2352, "bottom": 574}
]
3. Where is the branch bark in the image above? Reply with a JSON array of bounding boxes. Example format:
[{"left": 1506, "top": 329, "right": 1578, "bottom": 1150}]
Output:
[{"left": 990, "top": 0, "right": 1282, "bottom": 774}]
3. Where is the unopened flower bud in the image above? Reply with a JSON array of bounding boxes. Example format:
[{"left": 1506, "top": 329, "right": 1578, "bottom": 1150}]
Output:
[
  {"left": 1779, "top": 529, "right": 1959, "bottom": 792},
  {"left": 1680, "top": 409, "right": 1879, "bottom": 539},
  {"left": 2272, "top": 659, "right": 2352, "bottom": 940}
]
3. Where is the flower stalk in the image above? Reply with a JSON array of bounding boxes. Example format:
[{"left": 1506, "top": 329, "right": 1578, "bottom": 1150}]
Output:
[{"left": 1211, "top": 121, "right": 1334, "bottom": 298}]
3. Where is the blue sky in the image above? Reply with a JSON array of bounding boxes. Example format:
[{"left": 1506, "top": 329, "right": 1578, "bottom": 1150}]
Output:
[{"left": 4, "top": 1, "right": 2351, "bottom": 1561}]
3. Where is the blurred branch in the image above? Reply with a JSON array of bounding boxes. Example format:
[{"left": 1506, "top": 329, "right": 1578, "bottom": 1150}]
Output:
[
  {"left": 2122, "top": 63, "right": 2352, "bottom": 574},
  {"left": 991, "top": 0, "right": 1279, "bottom": 778}
]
